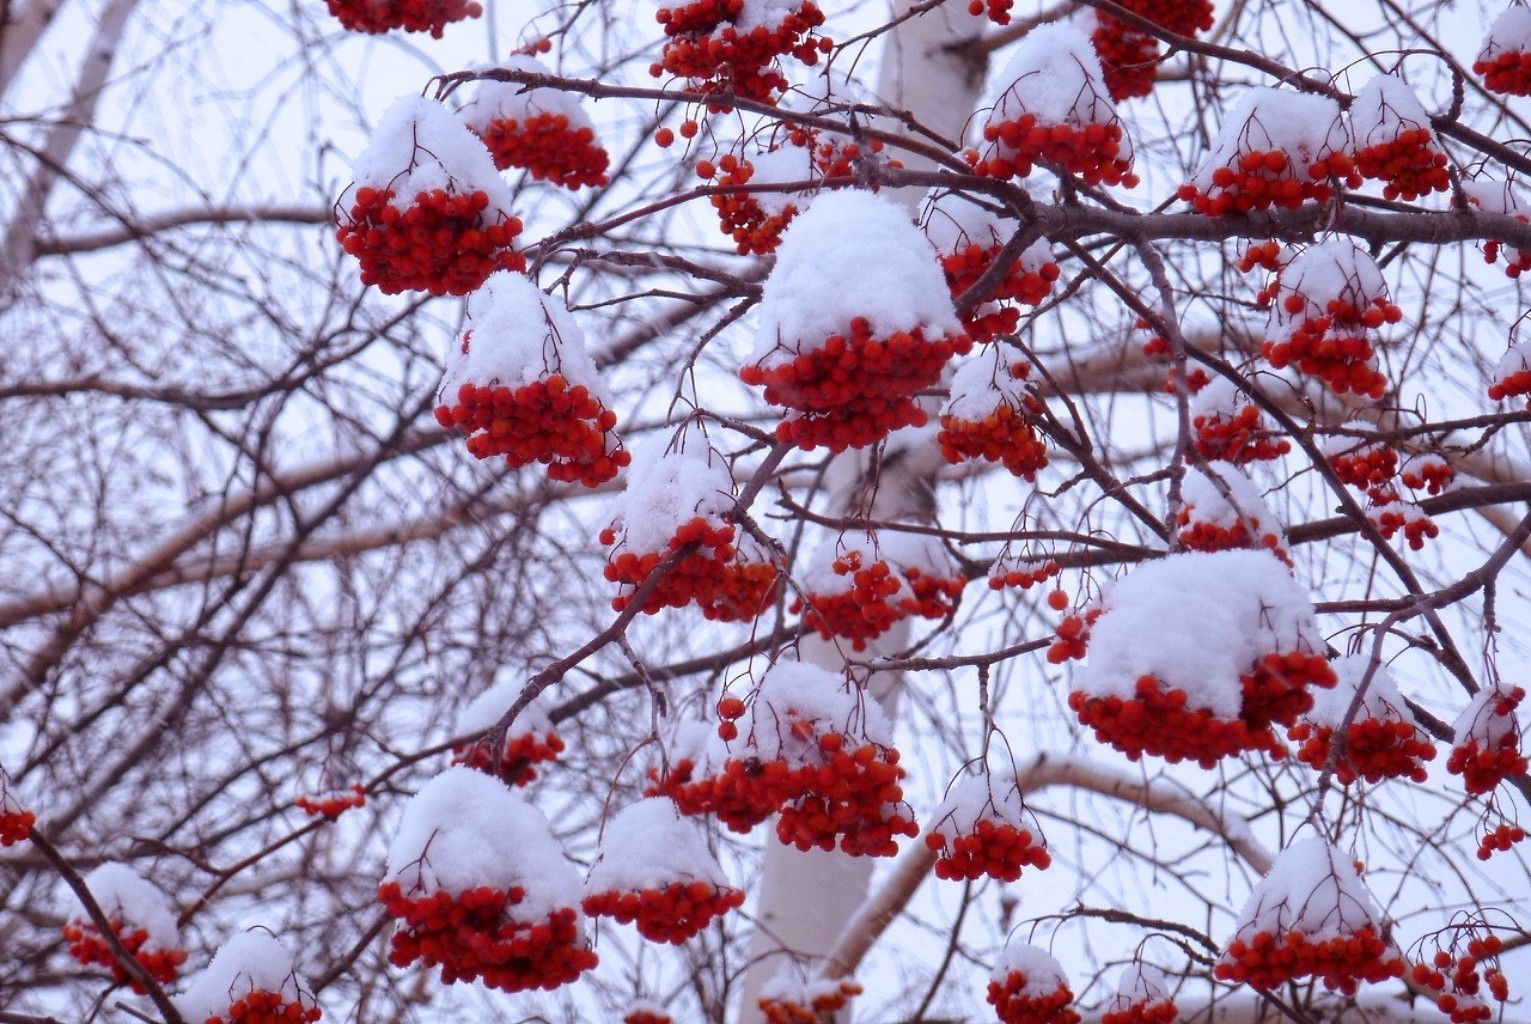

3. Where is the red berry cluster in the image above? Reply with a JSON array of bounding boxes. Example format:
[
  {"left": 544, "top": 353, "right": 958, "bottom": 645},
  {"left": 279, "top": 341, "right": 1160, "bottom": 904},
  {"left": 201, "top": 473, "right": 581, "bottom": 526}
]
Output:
[
  {"left": 759, "top": 979, "right": 863, "bottom": 1024},
  {"left": 434, "top": 372, "right": 629, "bottom": 487},
  {"left": 1400, "top": 456, "right": 1454, "bottom": 496},
  {"left": 0, "top": 807, "right": 33, "bottom": 846},
  {"left": 707, "top": 153, "right": 799, "bottom": 255},
  {"left": 987, "top": 975, "right": 1080, "bottom": 1024},
  {"left": 452, "top": 728, "right": 565, "bottom": 786},
  {"left": 1288, "top": 717, "right": 1435, "bottom": 784},
  {"left": 926, "top": 819, "right": 1051, "bottom": 881},
  {"left": 1447, "top": 686, "right": 1527, "bottom": 795},
  {"left": 602, "top": 517, "right": 736, "bottom": 614},
  {"left": 582, "top": 879, "right": 744, "bottom": 944},
  {"left": 1327, "top": 440, "right": 1399, "bottom": 503},
  {"left": 1101, "top": 998, "right": 1177, "bottom": 1024},
  {"left": 324, "top": 0, "right": 482, "bottom": 37},
  {"left": 1215, "top": 926, "right": 1404, "bottom": 993},
  {"left": 1239, "top": 239, "right": 1285, "bottom": 278},
  {"left": 971, "top": 114, "right": 1138, "bottom": 188},
  {"left": 1488, "top": 363, "right": 1531, "bottom": 407},
  {"left": 1179, "top": 149, "right": 1359, "bottom": 215},
  {"left": 793, "top": 549, "right": 964, "bottom": 651},
  {"left": 1261, "top": 299, "right": 1396, "bottom": 399},
  {"left": 1476, "top": 48, "right": 1531, "bottom": 96},
  {"left": 474, "top": 113, "right": 609, "bottom": 189},
  {"left": 938, "top": 391, "right": 1049, "bottom": 480},
  {"left": 775, "top": 741, "right": 917, "bottom": 856},
  {"left": 1069, "top": 676, "right": 1280, "bottom": 768},
  {"left": 1369, "top": 505, "right": 1439, "bottom": 550},
  {"left": 1046, "top": 606, "right": 1100, "bottom": 664},
  {"left": 697, "top": 554, "right": 780, "bottom": 622},
  {"left": 61, "top": 919, "right": 186, "bottom": 993},
  {"left": 1354, "top": 127, "right": 1450, "bottom": 201},
  {"left": 1193, "top": 403, "right": 1290, "bottom": 464},
  {"left": 1175, "top": 512, "right": 1287, "bottom": 563},
  {"left": 967, "top": 0, "right": 1014, "bottom": 25},
  {"left": 200, "top": 990, "right": 321, "bottom": 1024},
  {"left": 652, "top": 0, "right": 831, "bottom": 106},
  {"left": 989, "top": 558, "right": 1060, "bottom": 591},
  {"left": 336, "top": 187, "right": 524, "bottom": 296},
  {"left": 742, "top": 319, "right": 971, "bottom": 452},
  {"left": 939, "top": 245, "right": 1059, "bottom": 342},
  {"left": 1477, "top": 821, "right": 1527, "bottom": 860},
  {"left": 1410, "top": 938, "right": 1512, "bottom": 1022},
  {"left": 625, "top": 1011, "right": 673, "bottom": 1024},
  {"left": 1091, "top": 17, "right": 1161, "bottom": 102},
  {"left": 1118, "top": 0, "right": 1214, "bottom": 35},
  {"left": 294, "top": 783, "right": 366, "bottom": 819},
  {"left": 378, "top": 881, "right": 597, "bottom": 992}
]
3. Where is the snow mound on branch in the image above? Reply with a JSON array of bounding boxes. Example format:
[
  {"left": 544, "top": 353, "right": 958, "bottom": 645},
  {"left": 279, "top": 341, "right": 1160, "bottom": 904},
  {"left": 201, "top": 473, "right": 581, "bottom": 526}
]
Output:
[
  {"left": 383, "top": 767, "right": 584, "bottom": 922},
  {"left": 739, "top": 659, "right": 894, "bottom": 762},
  {"left": 1107, "top": 961, "right": 1170, "bottom": 1012},
  {"left": 77, "top": 864, "right": 178, "bottom": 950},
  {"left": 1494, "top": 341, "right": 1531, "bottom": 380},
  {"left": 943, "top": 348, "right": 1035, "bottom": 421},
  {"left": 992, "top": 941, "right": 1069, "bottom": 989},
  {"left": 176, "top": 932, "right": 315, "bottom": 1024},
  {"left": 1463, "top": 177, "right": 1525, "bottom": 216},
  {"left": 1075, "top": 550, "right": 1323, "bottom": 718},
  {"left": 455, "top": 681, "right": 555, "bottom": 737},
  {"left": 438, "top": 271, "right": 609, "bottom": 399},
  {"left": 929, "top": 772, "right": 1034, "bottom": 841},
  {"left": 347, "top": 95, "right": 513, "bottom": 212},
  {"left": 607, "top": 437, "right": 735, "bottom": 555},
  {"left": 1307, "top": 655, "right": 1413, "bottom": 727},
  {"left": 586, "top": 798, "right": 729, "bottom": 891},
  {"left": 983, "top": 23, "right": 1117, "bottom": 131},
  {"left": 1189, "top": 88, "right": 1350, "bottom": 189},
  {"left": 922, "top": 190, "right": 1052, "bottom": 266},
  {"left": 1182, "top": 465, "right": 1279, "bottom": 532},
  {"left": 1224, "top": 837, "right": 1391, "bottom": 944},
  {"left": 797, "top": 529, "right": 954, "bottom": 599},
  {"left": 746, "top": 142, "right": 818, "bottom": 217},
  {"left": 1479, "top": 6, "right": 1531, "bottom": 61},
  {"left": 1267, "top": 240, "right": 1388, "bottom": 332},
  {"left": 1453, "top": 682, "right": 1523, "bottom": 747},
  {"left": 1349, "top": 74, "right": 1435, "bottom": 146},
  {"left": 459, "top": 56, "right": 591, "bottom": 132},
  {"left": 751, "top": 190, "right": 959, "bottom": 363},
  {"left": 1191, "top": 376, "right": 1247, "bottom": 419}
]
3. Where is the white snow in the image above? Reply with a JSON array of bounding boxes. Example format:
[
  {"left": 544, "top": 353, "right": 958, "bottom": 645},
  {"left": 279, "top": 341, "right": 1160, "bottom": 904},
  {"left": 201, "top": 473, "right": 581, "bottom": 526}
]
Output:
[
  {"left": 982, "top": 23, "right": 1117, "bottom": 133},
  {"left": 922, "top": 190, "right": 1052, "bottom": 267},
  {"left": 1221, "top": 837, "right": 1392, "bottom": 945},
  {"left": 1464, "top": 177, "right": 1525, "bottom": 217},
  {"left": 797, "top": 529, "right": 955, "bottom": 602},
  {"left": 1267, "top": 240, "right": 1388, "bottom": 336},
  {"left": 1321, "top": 420, "right": 1384, "bottom": 459},
  {"left": 929, "top": 772, "right": 1036, "bottom": 841},
  {"left": 585, "top": 797, "right": 729, "bottom": 891},
  {"left": 458, "top": 56, "right": 592, "bottom": 134},
  {"left": 1191, "top": 376, "right": 1249, "bottom": 420},
  {"left": 437, "top": 271, "right": 610, "bottom": 401},
  {"left": 943, "top": 347, "right": 1036, "bottom": 422},
  {"left": 1107, "top": 961, "right": 1170, "bottom": 1013},
  {"left": 1494, "top": 341, "right": 1531, "bottom": 380},
  {"left": 1452, "top": 682, "right": 1523, "bottom": 748},
  {"left": 733, "top": 659, "right": 894, "bottom": 763},
  {"left": 0, "top": 765, "right": 23, "bottom": 815},
  {"left": 991, "top": 941, "right": 1070, "bottom": 991},
  {"left": 1074, "top": 550, "right": 1325, "bottom": 717},
  {"left": 176, "top": 932, "right": 315, "bottom": 1024},
  {"left": 454, "top": 680, "right": 555, "bottom": 737},
  {"left": 605, "top": 435, "right": 736, "bottom": 555},
  {"left": 75, "top": 863, "right": 179, "bottom": 951},
  {"left": 1479, "top": 6, "right": 1531, "bottom": 62},
  {"left": 1349, "top": 74, "right": 1436, "bottom": 150},
  {"left": 345, "top": 94, "right": 514, "bottom": 213},
  {"left": 1189, "top": 89, "right": 1351, "bottom": 190},
  {"left": 1180, "top": 464, "right": 1281, "bottom": 535},
  {"left": 751, "top": 190, "right": 960, "bottom": 365},
  {"left": 1305, "top": 655, "right": 1415, "bottom": 728},
  {"left": 741, "top": 142, "right": 818, "bottom": 217}
]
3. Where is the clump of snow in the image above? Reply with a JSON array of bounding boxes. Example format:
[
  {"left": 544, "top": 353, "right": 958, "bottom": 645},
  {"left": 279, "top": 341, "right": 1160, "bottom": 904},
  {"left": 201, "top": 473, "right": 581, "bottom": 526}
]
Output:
[
  {"left": 991, "top": 941, "right": 1070, "bottom": 990},
  {"left": 758, "top": 968, "right": 853, "bottom": 1005},
  {"left": 176, "top": 932, "right": 316, "bottom": 1024},
  {"left": 586, "top": 798, "right": 729, "bottom": 891},
  {"left": 1223, "top": 837, "right": 1392, "bottom": 945},
  {"left": 1321, "top": 420, "right": 1384, "bottom": 459},
  {"left": 1349, "top": 74, "right": 1436, "bottom": 149},
  {"left": 982, "top": 24, "right": 1118, "bottom": 135},
  {"left": 1267, "top": 240, "right": 1388, "bottom": 335},
  {"left": 605, "top": 434, "right": 735, "bottom": 555},
  {"left": 346, "top": 95, "right": 513, "bottom": 213},
  {"left": 1181, "top": 464, "right": 1281, "bottom": 534},
  {"left": 383, "top": 767, "right": 584, "bottom": 924},
  {"left": 943, "top": 347, "right": 1037, "bottom": 422},
  {"left": 1075, "top": 550, "right": 1324, "bottom": 717},
  {"left": 1189, "top": 89, "right": 1350, "bottom": 191},
  {"left": 438, "top": 271, "right": 609, "bottom": 400},
  {"left": 751, "top": 190, "right": 960, "bottom": 364},
  {"left": 1306, "top": 655, "right": 1416, "bottom": 729},
  {"left": 1454, "top": 682, "right": 1524, "bottom": 748},
  {"left": 1464, "top": 177, "right": 1526, "bottom": 217},
  {"left": 75, "top": 864, "right": 179, "bottom": 950},
  {"left": 1494, "top": 341, "right": 1531, "bottom": 380},
  {"left": 1479, "top": 6, "right": 1531, "bottom": 62},
  {"left": 458, "top": 56, "right": 591, "bottom": 134},
  {"left": 1108, "top": 961, "right": 1170, "bottom": 1012},
  {"left": 798, "top": 529, "right": 956, "bottom": 600},
  {"left": 1191, "top": 376, "right": 1249, "bottom": 419},
  {"left": 454, "top": 681, "right": 555, "bottom": 737},
  {"left": 736, "top": 659, "right": 894, "bottom": 763},
  {"left": 929, "top": 772, "right": 1037, "bottom": 841},
  {"left": 922, "top": 191, "right": 1052, "bottom": 265},
  {"left": 666, "top": 718, "right": 728, "bottom": 777},
  {"left": 742, "top": 142, "right": 819, "bottom": 217}
]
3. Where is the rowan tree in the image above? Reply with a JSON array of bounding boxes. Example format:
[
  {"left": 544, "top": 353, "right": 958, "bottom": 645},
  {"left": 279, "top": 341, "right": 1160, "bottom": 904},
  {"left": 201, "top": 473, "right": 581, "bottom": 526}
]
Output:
[{"left": 1, "top": 1, "right": 1529, "bottom": 1024}]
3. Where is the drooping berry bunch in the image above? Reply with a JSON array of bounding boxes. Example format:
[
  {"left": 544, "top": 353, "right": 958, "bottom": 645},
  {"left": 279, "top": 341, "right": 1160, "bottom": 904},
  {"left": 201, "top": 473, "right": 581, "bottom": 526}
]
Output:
[
  {"left": 742, "top": 191, "right": 971, "bottom": 452},
  {"left": 1046, "top": 602, "right": 1101, "bottom": 664},
  {"left": 1214, "top": 838, "right": 1405, "bottom": 994},
  {"left": 651, "top": 0, "right": 831, "bottom": 107},
  {"left": 705, "top": 148, "right": 810, "bottom": 255},
  {"left": 988, "top": 549, "right": 1061, "bottom": 591},
  {"left": 63, "top": 864, "right": 185, "bottom": 994},
  {"left": 600, "top": 438, "right": 741, "bottom": 614},
  {"left": 1190, "top": 378, "right": 1290, "bottom": 464},
  {"left": 324, "top": 0, "right": 482, "bottom": 37},
  {"left": 1288, "top": 655, "right": 1436, "bottom": 785},
  {"left": 336, "top": 97, "right": 525, "bottom": 296},
  {"left": 1179, "top": 89, "right": 1357, "bottom": 214},
  {"left": 925, "top": 773, "right": 1051, "bottom": 882},
  {"left": 1367, "top": 501, "right": 1440, "bottom": 550},
  {"left": 1118, "top": 0, "right": 1215, "bottom": 35},
  {"left": 967, "top": 0, "right": 1014, "bottom": 25},
  {"left": 177, "top": 932, "right": 320, "bottom": 1024},
  {"left": 987, "top": 944, "right": 1081, "bottom": 1024},
  {"left": 1410, "top": 934, "right": 1513, "bottom": 1022},
  {"left": 1464, "top": 179, "right": 1531, "bottom": 278},
  {"left": 1349, "top": 75, "right": 1450, "bottom": 201},
  {"left": 1101, "top": 963, "right": 1177, "bottom": 1024},
  {"left": 380, "top": 768, "right": 597, "bottom": 992},
  {"left": 792, "top": 532, "right": 965, "bottom": 650},
  {"left": 923, "top": 191, "right": 1059, "bottom": 341},
  {"left": 1475, "top": 6, "right": 1531, "bottom": 96},
  {"left": 1261, "top": 240, "right": 1397, "bottom": 399},
  {"left": 1090, "top": 15, "right": 1161, "bottom": 103},
  {"left": 1488, "top": 341, "right": 1531, "bottom": 408},
  {"left": 758, "top": 973, "right": 863, "bottom": 1024},
  {"left": 0, "top": 766, "right": 31, "bottom": 846},
  {"left": 63, "top": 919, "right": 187, "bottom": 993},
  {"left": 294, "top": 783, "right": 366, "bottom": 819},
  {"left": 460, "top": 56, "right": 609, "bottom": 188},
  {"left": 1067, "top": 550, "right": 1334, "bottom": 766},
  {"left": 624, "top": 1004, "right": 674, "bottom": 1024},
  {"left": 938, "top": 355, "right": 1050, "bottom": 479},
  {"left": 434, "top": 272, "right": 629, "bottom": 487},
  {"left": 1324, "top": 424, "right": 1400, "bottom": 503},
  {"left": 1446, "top": 683, "right": 1527, "bottom": 796},
  {"left": 697, "top": 532, "right": 781, "bottom": 622},
  {"left": 1397, "top": 453, "right": 1454, "bottom": 496},
  {"left": 969, "top": 25, "right": 1137, "bottom": 187},
  {"left": 202, "top": 989, "right": 323, "bottom": 1024},
  {"left": 583, "top": 799, "right": 744, "bottom": 943},
  {"left": 1175, "top": 465, "right": 1289, "bottom": 563},
  {"left": 451, "top": 685, "right": 564, "bottom": 786}
]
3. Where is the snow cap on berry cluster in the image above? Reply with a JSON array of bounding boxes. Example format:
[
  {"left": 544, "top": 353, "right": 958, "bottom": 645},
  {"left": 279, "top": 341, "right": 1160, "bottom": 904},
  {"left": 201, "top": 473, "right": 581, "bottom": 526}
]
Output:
[
  {"left": 1494, "top": 341, "right": 1531, "bottom": 382},
  {"left": 1464, "top": 177, "right": 1526, "bottom": 217},
  {"left": 758, "top": 967, "right": 852, "bottom": 1005},
  {"left": 1453, "top": 682, "right": 1524, "bottom": 748},
  {"left": 741, "top": 141, "right": 819, "bottom": 218},
  {"left": 176, "top": 932, "right": 316, "bottom": 1024},
  {"left": 1222, "top": 837, "right": 1393, "bottom": 946},
  {"left": 1107, "top": 961, "right": 1171, "bottom": 1013},
  {"left": 438, "top": 271, "right": 609, "bottom": 400},
  {"left": 921, "top": 191, "right": 1054, "bottom": 270},
  {"left": 943, "top": 347, "right": 1038, "bottom": 422},
  {"left": 1075, "top": 550, "right": 1324, "bottom": 717},
  {"left": 75, "top": 864, "right": 179, "bottom": 951},
  {"left": 929, "top": 772, "right": 1035, "bottom": 842},
  {"left": 346, "top": 95, "right": 514, "bottom": 213},
  {"left": 798, "top": 530, "right": 955, "bottom": 600},
  {"left": 1349, "top": 74, "right": 1436, "bottom": 149},
  {"left": 1181, "top": 465, "right": 1282, "bottom": 533},
  {"left": 1479, "top": 6, "right": 1531, "bottom": 63},
  {"left": 1189, "top": 88, "right": 1351, "bottom": 191},
  {"left": 384, "top": 766, "right": 584, "bottom": 923},
  {"left": 1267, "top": 240, "right": 1389, "bottom": 332},
  {"left": 459, "top": 55, "right": 593, "bottom": 134},
  {"left": 1191, "top": 376, "right": 1251, "bottom": 422},
  {"left": 1305, "top": 655, "right": 1415, "bottom": 728},
  {"left": 1321, "top": 420, "right": 1385, "bottom": 459},
  {"left": 605, "top": 434, "right": 735, "bottom": 555},
  {"left": 991, "top": 941, "right": 1070, "bottom": 990},
  {"left": 735, "top": 659, "right": 894, "bottom": 763},
  {"left": 454, "top": 680, "right": 555, "bottom": 737},
  {"left": 982, "top": 24, "right": 1120, "bottom": 139},
  {"left": 586, "top": 797, "right": 730, "bottom": 891},
  {"left": 751, "top": 190, "right": 960, "bottom": 364},
  {"left": 667, "top": 717, "right": 728, "bottom": 776}
]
